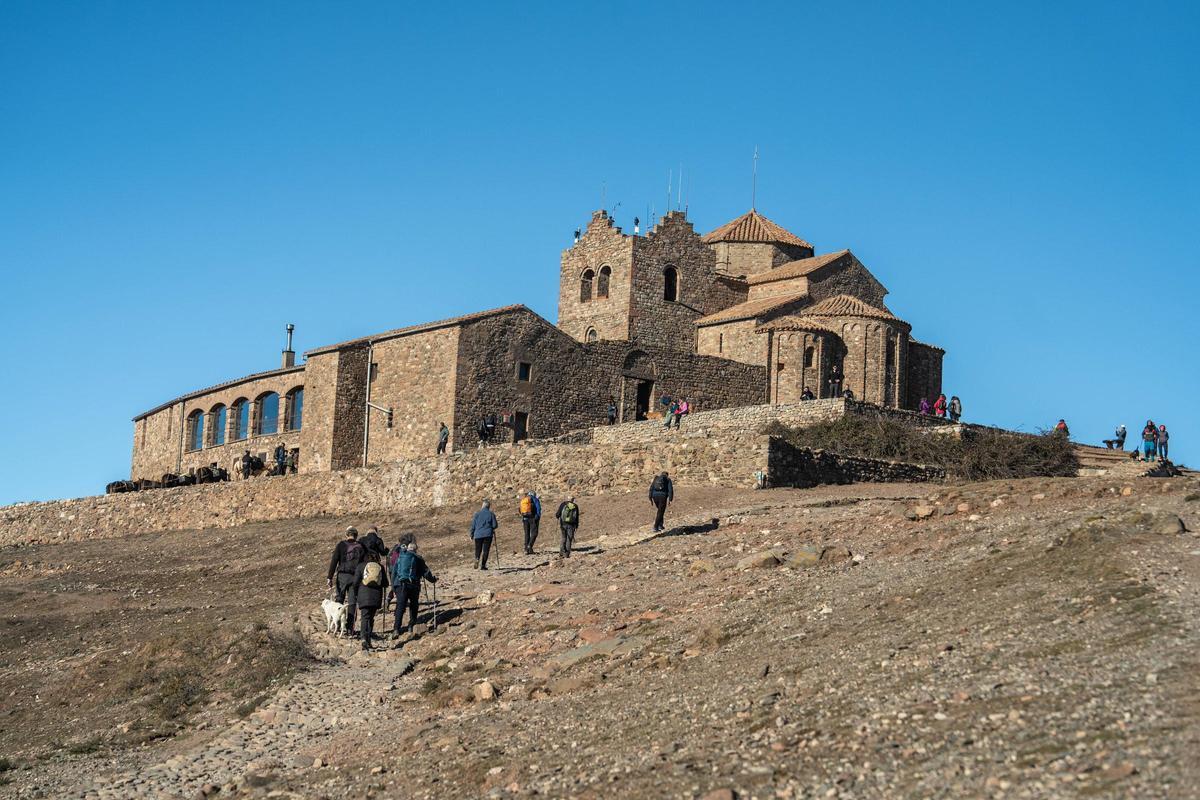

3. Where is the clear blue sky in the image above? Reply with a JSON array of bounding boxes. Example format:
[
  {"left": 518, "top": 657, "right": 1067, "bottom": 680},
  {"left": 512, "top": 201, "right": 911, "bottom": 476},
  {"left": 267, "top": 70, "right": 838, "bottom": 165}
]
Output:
[{"left": 1, "top": 2, "right": 1196, "bottom": 504}]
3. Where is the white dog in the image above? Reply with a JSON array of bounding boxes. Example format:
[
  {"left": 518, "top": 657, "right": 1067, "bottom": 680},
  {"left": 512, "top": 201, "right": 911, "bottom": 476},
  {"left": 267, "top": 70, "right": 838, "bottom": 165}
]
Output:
[{"left": 322, "top": 598, "right": 349, "bottom": 636}]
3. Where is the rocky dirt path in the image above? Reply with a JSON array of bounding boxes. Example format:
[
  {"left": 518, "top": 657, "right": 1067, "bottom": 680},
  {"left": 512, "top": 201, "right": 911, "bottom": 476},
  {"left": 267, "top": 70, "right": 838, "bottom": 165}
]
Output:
[{"left": 72, "top": 498, "right": 827, "bottom": 800}]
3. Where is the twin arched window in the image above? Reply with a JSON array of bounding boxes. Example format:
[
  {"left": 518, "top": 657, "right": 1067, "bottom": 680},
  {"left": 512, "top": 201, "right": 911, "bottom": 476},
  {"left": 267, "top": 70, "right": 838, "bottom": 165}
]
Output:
[
  {"left": 186, "top": 410, "right": 204, "bottom": 452},
  {"left": 585, "top": 327, "right": 599, "bottom": 343},
  {"left": 209, "top": 404, "right": 227, "bottom": 446},
  {"left": 255, "top": 392, "right": 280, "bottom": 436},
  {"left": 285, "top": 387, "right": 304, "bottom": 431},
  {"left": 663, "top": 266, "right": 679, "bottom": 302},
  {"left": 596, "top": 266, "right": 610, "bottom": 298},
  {"left": 580, "top": 269, "right": 594, "bottom": 303}
]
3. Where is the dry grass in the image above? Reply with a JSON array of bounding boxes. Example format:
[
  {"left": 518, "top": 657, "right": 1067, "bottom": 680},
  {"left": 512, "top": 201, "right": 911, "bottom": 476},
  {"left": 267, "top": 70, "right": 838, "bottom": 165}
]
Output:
[{"left": 765, "top": 415, "right": 1079, "bottom": 480}]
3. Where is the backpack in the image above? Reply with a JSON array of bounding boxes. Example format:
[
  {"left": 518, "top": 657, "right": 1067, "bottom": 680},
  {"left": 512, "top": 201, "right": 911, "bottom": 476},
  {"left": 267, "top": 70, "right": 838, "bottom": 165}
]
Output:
[
  {"left": 338, "top": 540, "right": 364, "bottom": 574},
  {"left": 362, "top": 561, "right": 383, "bottom": 588},
  {"left": 392, "top": 550, "right": 418, "bottom": 584},
  {"left": 561, "top": 502, "right": 579, "bottom": 526},
  {"left": 520, "top": 496, "right": 533, "bottom": 515},
  {"left": 651, "top": 475, "right": 668, "bottom": 494}
]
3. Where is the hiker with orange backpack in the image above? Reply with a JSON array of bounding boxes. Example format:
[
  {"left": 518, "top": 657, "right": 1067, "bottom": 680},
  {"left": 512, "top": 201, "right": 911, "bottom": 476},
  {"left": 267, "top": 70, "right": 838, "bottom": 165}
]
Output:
[{"left": 519, "top": 490, "right": 542, "bottom": 554}]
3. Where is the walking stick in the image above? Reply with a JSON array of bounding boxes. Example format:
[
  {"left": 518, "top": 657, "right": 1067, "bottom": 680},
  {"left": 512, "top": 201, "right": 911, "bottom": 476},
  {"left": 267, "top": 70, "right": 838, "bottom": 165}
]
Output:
[{"left": 493, "top": 534, "right": 501, "bottom": 570}]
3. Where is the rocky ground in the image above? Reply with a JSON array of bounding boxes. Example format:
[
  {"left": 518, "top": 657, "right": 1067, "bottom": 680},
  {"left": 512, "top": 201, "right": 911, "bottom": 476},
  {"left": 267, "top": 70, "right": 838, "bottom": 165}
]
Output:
[{"left": 1, "top": 473, "right": 1198, "bottom": 799}]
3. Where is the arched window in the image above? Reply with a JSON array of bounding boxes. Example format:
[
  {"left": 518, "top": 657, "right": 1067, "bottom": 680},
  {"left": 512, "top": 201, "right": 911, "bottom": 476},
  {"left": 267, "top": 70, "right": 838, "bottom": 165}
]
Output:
[
  {"left": 255, "top": 392, "right": 279, "bottom": 436},
  {"left": 186, "top": 410, "right": 204, "bottom": 452},
  {"left": 580, "top": 269, "right": 594, "bottom": 303},
  {"left": 663, "top": 266, "right": 679, "bottom": 302},
  {"left": 285, "top": 387, "right": 304, "bottom": 431},
  {"left": 231, "top": 398, "right": 249, "bottom": 441},
  {"left": 209, "top": 404, "right": 227, "bottom": 446},
  {"left": 585, "top": 327, "right": 599, "bottom": 343},
  {"left": 804, "top": 346, "right": 816, "bottom": 369},
  {"left": 597, "top": 266, "right": 611, "bottom": 299}
]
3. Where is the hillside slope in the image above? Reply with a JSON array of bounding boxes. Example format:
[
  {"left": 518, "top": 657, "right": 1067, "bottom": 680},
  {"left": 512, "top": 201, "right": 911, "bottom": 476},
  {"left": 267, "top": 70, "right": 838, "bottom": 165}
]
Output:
[{"left": 1, "top": 476, "right": 1197, "bottom": 799}]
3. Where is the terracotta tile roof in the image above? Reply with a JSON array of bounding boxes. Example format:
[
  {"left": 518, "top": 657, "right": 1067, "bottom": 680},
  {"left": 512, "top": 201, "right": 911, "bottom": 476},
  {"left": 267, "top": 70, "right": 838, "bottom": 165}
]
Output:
[
  {"left": 754, "top": 316, "right": 839, "bottom": 335},
  {"left": 745, "top": 250, "right": 850, "bottom": 285},
  {"left": 701, "top": 209, "right": 811, "bottom": 248},
  {"left": 802, "top": 294, "right": 902, "bottom": 322},
  {"left": 133, "top": 364, "right": 306, "bottom": 421},
  {"left": 695, "top": 292, "right": 809, "bottom": 327},
  {"left": 305, "top": 305, "right": 530, "bottom": 356}
]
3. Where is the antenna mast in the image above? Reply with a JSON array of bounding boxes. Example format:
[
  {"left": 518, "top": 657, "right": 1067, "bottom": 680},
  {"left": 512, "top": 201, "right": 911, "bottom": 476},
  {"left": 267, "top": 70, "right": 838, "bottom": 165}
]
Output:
[{"left": 752, "top": 146, "right": 759, "bottom": 210}]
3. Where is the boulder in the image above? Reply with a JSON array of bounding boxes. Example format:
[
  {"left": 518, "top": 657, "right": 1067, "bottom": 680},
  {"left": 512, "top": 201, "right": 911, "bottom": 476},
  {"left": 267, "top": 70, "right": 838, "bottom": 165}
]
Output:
[
  {"left": 578, "top": 626, "right": 609, "bottom": 644},
  {"left": 737, "top": 550, "right": 784, "bottom": 570},
  {"left": 785, "top": 545, "right": 822, "bottom": 568},
  {"left": 820, "top": 544, "right": 853, "bottom": 564},
  {"left": 473, "top": 680, "right": 497, "bottom": 702},
  {"left": 688, "top": 559, "right": 718, "bottom": 576}
]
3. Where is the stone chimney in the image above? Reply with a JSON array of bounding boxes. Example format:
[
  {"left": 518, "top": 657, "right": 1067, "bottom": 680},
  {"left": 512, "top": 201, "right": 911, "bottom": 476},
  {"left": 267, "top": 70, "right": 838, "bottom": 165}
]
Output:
[{"left": 282, "top": 323, "right": 295, "bottom": 368}]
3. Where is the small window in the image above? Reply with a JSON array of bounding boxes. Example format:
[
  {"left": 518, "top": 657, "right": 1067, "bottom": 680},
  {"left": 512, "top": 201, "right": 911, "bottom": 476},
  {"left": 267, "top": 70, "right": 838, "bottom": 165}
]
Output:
[
  {"left": 186, "top": 410, "right": 204, "bottom": 452},
  {"left": 209, "top": 404, "right": 227, "bottom": 446},
  {"left": 517, "top": 362, "right": 532, "bottom": 382},
  {"left": 718, "top": 333, "right": 724, "bottom": 353},
  {"left": 663, "top": 266, "right": 679, "bottom": 302},
  {"left": 255, "top": 392, "right": 280, "bottom": 436},
  {"left": 580, "top": 269, "right": 594, "bottom": 303},
  {"left": 597, "top": 265, "right": 611, "bottom": 299},
  {"left": 804, "top": 346, "right": 815, "bottom": 369},
  {"left": 285, "top": 387, "right": 304, "bottom": 431},
  {"left": 231, "top": 399, "right": 250, "bottom": 441},
  {"left": 585, "top": 327, "right": 598, "bottom": 343}
]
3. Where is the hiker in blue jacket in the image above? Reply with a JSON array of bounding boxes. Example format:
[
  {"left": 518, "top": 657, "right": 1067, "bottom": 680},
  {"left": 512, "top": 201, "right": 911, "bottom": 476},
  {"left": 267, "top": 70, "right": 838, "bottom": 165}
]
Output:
[
  {"left": 470, "top": 499, "right": 499, "bottom": 570},
  {"left": 391, "top": 541, "right": 436, "bottom": 638}
]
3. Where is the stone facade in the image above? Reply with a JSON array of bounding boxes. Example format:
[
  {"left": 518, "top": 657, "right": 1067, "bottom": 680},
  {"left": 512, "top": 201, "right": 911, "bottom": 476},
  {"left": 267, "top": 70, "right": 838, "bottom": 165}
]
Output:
[{"left": 126, "top": 205, "right": 945, "bottom": 482}]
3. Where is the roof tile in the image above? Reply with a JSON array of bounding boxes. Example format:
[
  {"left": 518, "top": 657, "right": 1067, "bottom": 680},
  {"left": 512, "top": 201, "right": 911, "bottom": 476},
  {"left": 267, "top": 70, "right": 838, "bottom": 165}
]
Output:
[
  {"left": 696, "top": 292, "right": 809, "bottom": 326},
  {"left": 745, "top": 250, "right": 850, "bottom": 285},
  {"left": 701, "top": 210, "right": 811, "bottom": 248}
]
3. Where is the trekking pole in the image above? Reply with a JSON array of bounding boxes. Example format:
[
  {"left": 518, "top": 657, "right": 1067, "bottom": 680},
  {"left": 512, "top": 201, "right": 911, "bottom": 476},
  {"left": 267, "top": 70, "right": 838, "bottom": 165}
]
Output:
[
  {"left": 431, "top": 582, "right": 439, "bottom": 632},
  {"left": 493, "top": 534, "right": 501, "bottom": 570}
]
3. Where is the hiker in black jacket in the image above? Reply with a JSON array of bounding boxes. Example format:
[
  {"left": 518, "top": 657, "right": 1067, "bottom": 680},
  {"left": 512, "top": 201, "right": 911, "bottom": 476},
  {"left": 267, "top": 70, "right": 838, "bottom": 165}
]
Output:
[
  {"left": 391, "top": 542, "right": 437, "bottom": 637},
  {"left": 327, "top": 527, "right": 364, "bottom": 637},
  {"left": 353, "top": 552, "right": 389, "bottom": 650},
  {"left": 554, "top": 496, "right": 581, "bottom": 557},
  {"left": 649, "top": 471, "right": 674, "bottom": 532}
]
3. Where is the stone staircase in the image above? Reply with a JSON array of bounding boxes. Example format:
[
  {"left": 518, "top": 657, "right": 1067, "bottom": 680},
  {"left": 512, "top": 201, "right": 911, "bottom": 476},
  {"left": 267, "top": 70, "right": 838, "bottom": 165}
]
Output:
[{"left": 1074, "top": 443, "right": 1176, "bottom": 478}]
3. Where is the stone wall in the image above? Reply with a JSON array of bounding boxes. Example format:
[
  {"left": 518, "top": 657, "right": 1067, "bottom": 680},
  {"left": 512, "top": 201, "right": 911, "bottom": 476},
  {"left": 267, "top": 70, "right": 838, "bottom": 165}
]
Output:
[
  {"left": 330, "top": 347, "right": 370, "bottom": 471},
  {"left": 130, "top": 366, "right": 307, "bottom": 480},
  {"left": 711, "top": 241, "right": 812, "bottom": 276},
  {"left": 591, "top": 398, "right": 849, "bottom": 445},
  {"left": 629, "top": 213, "right": 713, "bottom": 349},
  {"left": 557, "top": 211, "right": 635, "bottom": 344},
  {"left": 806, "top": 255, "right": 887, "bottom": 306},
  {"left": 906, "top": 341, "right": 944, "bottom": 411},
  {"left": 695, "top": 318, "right": 770, "bottom": 366},
  {"left": 362, "top": 328, "right": 459, "bottom": 463},
  {"left": 767, "top": 439, "right": 945, "bottom": 487}
]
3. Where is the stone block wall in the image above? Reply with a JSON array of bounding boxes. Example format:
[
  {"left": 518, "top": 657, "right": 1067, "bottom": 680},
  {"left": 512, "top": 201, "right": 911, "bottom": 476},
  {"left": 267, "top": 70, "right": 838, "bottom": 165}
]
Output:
[
  {"left": 806, "top": 255, "right": 887, "bottom": 307},
  {"left": 710, "top": 241, "right": 812, "bottom": 276},
  {"left": 696, "top": 319, "right": 770, "bottom": 366},
  {"left": 591, "top": 398, "right": 849, "bottom": 446},
  {"left": 330, "top": 347, "right": 370, "bottom": 471},
  {"left": 906, "top": 342, "right": 945, "bottom": 411},
  {"left": 557, "top": 211, "right": 635, "bottom": 343},
  {"left": 361, "top": 328, "right": 459, "bottom": 463},
  {"left": 628, "top": 213, "right": 713, "bottom": 349},
  {"left": 767, "top": 439, "right": 945, "bottom": 487},
  {"left": 130, "top": 366, "right": 306, "bottom": 480}
]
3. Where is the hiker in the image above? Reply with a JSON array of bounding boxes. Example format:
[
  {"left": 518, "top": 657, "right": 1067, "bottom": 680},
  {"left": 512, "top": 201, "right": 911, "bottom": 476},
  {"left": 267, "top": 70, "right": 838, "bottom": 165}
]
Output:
[
  {"left": 274, "top": 443, "right": 287, "bottom": 475},
  {"left": 607, "top": 397, "right": 618, "bottom": 425},
  {"left": 485, "top": 414, "right": 497, "bottom": 440},
  {"left": 240, "top": 450, "right": 253, "bottom": 479},
  {"left": 327, "top": 526, "right": 365, "bottom": 637},
  {"left": 392, "top": 540, "right": 436, "bottom": 637},
  {"left": 1055, "top": 419, "right": 1070, "bottom": 437},
  {"left": 673, "top": 398, "right": 689, "bottom": 429},
  {"left": 284, "top": 449, "right": 297, "bottom": 474},
  {"left": 949, "top": 396, "right": 963, "bottom": 423},
  {"left": 470, "top": 499, "right": 499, "bottom": 570},
  {"left": 477, "top": 417, "right": 488, "bottom": 445},
  {"left": 353, "top": 550, "right": 388, "bottom": 650},
  {"left": 554, "top": 496, "right": 580, "bottom": 557},
  {"left": 934, "top": 393, "right": 948, "bottom": 419},
  {"left": 800, "top": 388, "right": 815, "bottom": 401},
  {"left": 1142, "top": 420, "right": 1158, "bottom": 461},
  {"left": 649, "top": 471, "right": 674, "bottom": 532},
  {"left": 1115, "top": 424, "right": 1127, "bottom": 449},
  {"left": 385, "top": 533, "right": 413, "bottom": 608},
  {"left": 360, "top": 526, "right": 387, "bottom": 559},
  {"left": 663, "top": 398, "right": 678, "bottom": 429},
  {"left": 1158, "top": 425, "right": 1169, "bottom": 461},
  {"left": 919, "top": 397, "right": 932, "bottom": 415},
  {"left": 842, "top": 388, "right": 855, "bottom": 401},
  {"left": 519, "top": 490, "right": 541, "bottom": 554},
  {"left": 437, "top": 422, "right": 450, "bottom": 455}
]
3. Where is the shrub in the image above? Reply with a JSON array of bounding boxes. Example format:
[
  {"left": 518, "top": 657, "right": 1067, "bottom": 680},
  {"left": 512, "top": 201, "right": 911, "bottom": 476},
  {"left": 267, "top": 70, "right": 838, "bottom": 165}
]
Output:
[{"left": 765, "top": 414, "right": 1078, "bottom": 481}]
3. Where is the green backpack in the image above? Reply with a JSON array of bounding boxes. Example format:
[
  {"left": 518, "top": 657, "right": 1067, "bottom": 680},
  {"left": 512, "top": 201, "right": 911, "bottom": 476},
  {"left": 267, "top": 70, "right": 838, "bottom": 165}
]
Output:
[{"left": 561, "top": 502, "right": 579, "bottom": 526}]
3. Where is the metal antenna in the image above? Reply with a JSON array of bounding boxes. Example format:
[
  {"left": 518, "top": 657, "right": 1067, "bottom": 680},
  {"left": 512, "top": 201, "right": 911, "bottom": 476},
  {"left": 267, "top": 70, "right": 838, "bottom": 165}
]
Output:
[
  {"left": 752, "top": 146, "right": 759, "bottom": 210},
  {"left": 666, "top": 169, "right": 672, "bottom": 214},
  {"left": 601, "top": 181, "right": 606, "bottom": 210},
  {"left": 677, "top": 162, "right": 683, "bottom": 210}
]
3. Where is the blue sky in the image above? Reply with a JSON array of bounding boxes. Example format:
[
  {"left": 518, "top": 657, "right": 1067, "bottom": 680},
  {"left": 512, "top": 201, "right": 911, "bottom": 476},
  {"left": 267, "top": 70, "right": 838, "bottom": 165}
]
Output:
[{"left": 1, "top": 1, "right": 1196, "bottom": 504}]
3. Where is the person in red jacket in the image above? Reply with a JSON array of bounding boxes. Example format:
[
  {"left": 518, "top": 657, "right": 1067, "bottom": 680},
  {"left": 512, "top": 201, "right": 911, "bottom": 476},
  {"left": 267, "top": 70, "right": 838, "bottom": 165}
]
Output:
[{"left": 933, "top": 393, "right": 948, "bottom": 419}]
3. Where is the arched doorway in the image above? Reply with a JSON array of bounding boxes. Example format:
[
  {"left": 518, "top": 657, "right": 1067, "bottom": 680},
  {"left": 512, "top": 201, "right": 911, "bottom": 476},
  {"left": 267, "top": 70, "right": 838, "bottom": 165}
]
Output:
[{"left": 621, "top": 350, "right": 658, "bottom": 421}]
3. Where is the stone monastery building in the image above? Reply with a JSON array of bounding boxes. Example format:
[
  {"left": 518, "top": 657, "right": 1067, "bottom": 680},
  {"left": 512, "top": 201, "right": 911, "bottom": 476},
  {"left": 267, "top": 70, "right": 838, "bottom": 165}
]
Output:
[{"left": 131, "top": 208, "right": 944, "bottom": 480}]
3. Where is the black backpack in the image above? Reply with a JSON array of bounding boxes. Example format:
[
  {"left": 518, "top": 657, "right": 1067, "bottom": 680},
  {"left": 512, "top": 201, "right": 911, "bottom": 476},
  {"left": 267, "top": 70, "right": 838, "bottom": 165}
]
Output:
[
  {"left": 651, "top": 475, "right": 668, "bottom": 494},
  {"left": 338, "top": 540, "right": 364, "bottom": 574}
]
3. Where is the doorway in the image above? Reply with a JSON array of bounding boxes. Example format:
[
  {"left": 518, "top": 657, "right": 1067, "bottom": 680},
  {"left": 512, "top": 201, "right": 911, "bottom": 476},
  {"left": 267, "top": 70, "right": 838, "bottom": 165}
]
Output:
[
  {"left": 635, "top": 380, "right": 654, "bottom": 421},
  {"left": 513, "top": 411, "right": 529, "bottom": 442}
]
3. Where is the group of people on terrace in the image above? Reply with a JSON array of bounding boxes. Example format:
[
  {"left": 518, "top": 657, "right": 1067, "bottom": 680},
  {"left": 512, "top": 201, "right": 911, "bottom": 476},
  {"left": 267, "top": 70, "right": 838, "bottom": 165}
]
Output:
[
  {"left": 1107, "top": 422, "right": 1172, "bottom": 462},
  {"left": 918, "top": 393, "right": 963, "bottom": 422}
]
